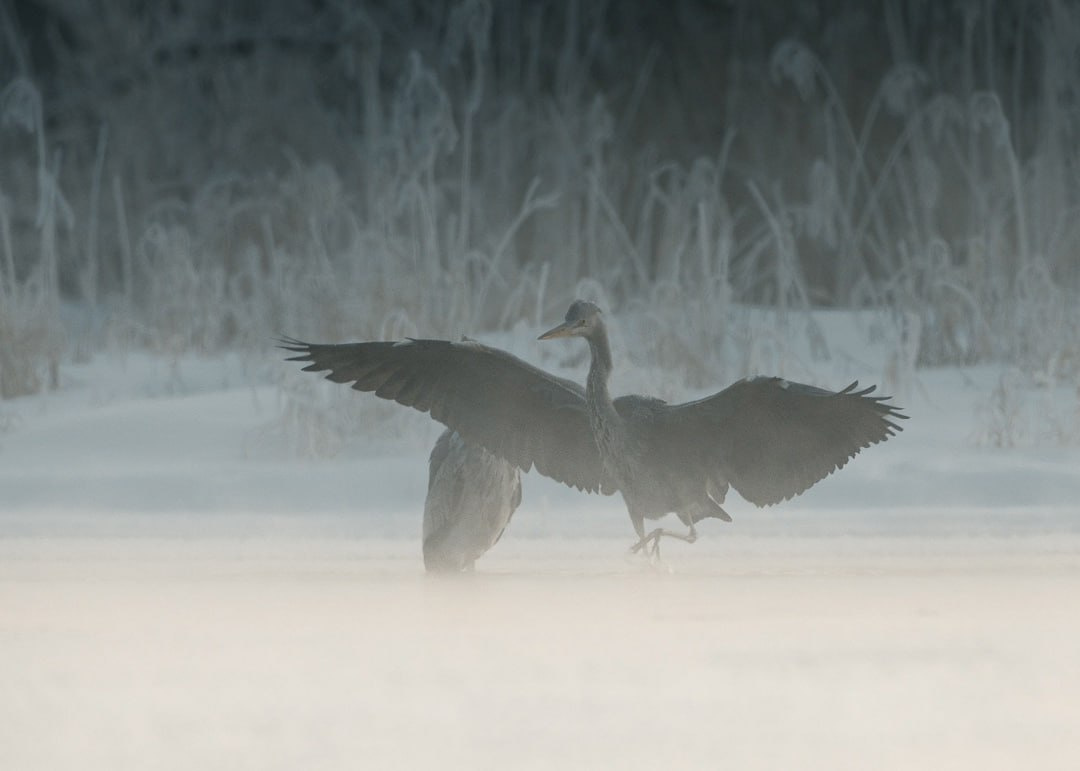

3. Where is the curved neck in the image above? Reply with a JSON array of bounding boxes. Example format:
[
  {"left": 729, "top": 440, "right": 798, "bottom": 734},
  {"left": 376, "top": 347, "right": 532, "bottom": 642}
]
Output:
[{"left": 585, "top": 321, "right": 614, "bottom": 408}]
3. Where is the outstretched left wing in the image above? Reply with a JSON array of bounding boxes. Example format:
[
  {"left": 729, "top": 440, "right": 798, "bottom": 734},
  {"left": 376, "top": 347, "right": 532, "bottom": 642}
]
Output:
[{"left": 655, "top": 378, "right": 906, "bottom": 507}]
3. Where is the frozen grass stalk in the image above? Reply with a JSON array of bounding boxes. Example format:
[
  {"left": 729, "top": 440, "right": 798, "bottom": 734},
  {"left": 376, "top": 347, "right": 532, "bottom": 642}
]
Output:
[{"left": 0, "top": 2, "right": 1077, "bottom": 417}]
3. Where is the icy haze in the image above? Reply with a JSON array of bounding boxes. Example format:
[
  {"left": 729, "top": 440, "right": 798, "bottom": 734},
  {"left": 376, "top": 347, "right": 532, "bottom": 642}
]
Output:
[
  {"left": 2, "top": 333, "right": 1079, "bottom": 770},
  {"left": 4, "top": 0, "right": 1080, "bottom": 767}
]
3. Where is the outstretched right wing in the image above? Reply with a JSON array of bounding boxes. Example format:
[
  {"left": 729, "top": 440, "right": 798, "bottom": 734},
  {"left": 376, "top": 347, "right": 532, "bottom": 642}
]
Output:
[{"left": 280, "top": 337, "right": 609, "bottom": 493}]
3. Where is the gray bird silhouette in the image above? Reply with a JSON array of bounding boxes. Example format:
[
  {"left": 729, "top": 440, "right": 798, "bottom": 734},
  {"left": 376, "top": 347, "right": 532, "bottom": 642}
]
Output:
[{"left": 282, "top": 300, "right": 905, "bottom": 557}]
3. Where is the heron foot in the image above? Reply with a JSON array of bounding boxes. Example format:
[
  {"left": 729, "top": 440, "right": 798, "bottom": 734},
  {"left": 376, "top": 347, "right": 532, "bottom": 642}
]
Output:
[
  {"left": 628, "top": 529, "right": 661, "bottom": 556},
  {"left": 629, "top": 524, "right": 697, "bottom": 561}
]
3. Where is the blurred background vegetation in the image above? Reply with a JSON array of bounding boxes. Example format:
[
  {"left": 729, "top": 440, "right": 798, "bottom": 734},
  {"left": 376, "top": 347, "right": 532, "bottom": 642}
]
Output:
[{"left": 2, "top": 0, "right": 1079, "bottom": 400}]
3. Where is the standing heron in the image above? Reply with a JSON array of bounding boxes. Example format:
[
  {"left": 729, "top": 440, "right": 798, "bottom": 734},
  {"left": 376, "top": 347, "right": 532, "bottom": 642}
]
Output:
[
  {"left": 423, "top": 428, "right": 521, "bottom": 573},
  {"left": 281, "top": 300, "right": 906, "bottom": 556}
]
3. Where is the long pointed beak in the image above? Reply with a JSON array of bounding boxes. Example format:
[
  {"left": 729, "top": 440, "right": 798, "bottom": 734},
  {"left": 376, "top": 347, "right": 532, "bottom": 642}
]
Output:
[{"left": 538, "top": 321, "right": 574, "bottom": 340}]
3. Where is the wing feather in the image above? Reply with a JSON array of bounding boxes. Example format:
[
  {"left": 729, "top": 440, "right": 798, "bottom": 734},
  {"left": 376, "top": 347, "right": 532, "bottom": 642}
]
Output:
[
  {"left": 281, "top": 337, "right": 606, "bottom": 493},
  {"left": 658, "top": 377, "right": 906, "bottom": 507}
]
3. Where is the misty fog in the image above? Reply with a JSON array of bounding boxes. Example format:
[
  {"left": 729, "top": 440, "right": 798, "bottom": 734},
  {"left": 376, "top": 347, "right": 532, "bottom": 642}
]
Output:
[{"left": 2, "top": 1, "right": 1080, "bottom": 769}]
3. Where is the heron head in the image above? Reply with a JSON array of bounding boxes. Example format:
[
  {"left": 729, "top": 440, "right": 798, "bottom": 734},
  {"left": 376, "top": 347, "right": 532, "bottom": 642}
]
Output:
[{"left": 538, "top": 300, "right": 603, "bottom": 340}]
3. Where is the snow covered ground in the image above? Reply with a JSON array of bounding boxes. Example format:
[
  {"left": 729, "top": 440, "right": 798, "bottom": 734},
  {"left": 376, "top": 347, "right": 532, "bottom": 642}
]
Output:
[
  {"left": 2, "top": 341, "right": 1080, "bottom": 769},
  {"left": 4, "top": 537, "right": 1080, "bottom": 770}
]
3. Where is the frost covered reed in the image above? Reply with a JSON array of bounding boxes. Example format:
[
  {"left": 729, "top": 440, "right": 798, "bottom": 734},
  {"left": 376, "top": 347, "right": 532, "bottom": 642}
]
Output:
[{"left": 2, "top": 0, "right": 1079, "bottom": 399}]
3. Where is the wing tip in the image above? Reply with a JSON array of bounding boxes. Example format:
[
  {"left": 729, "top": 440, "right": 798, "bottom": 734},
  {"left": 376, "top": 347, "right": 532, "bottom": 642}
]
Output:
[
  {"left": 849, "top": 381, "right": 909, "bottom": 431},
  {"left": 277, "top": 336, "right": 315, "bottom": 360}
]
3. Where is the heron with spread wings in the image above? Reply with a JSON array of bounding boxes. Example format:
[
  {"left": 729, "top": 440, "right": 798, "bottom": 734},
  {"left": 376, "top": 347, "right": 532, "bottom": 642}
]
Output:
[{"left": 282, "top": 300, "right": 906, "bottom": 557}]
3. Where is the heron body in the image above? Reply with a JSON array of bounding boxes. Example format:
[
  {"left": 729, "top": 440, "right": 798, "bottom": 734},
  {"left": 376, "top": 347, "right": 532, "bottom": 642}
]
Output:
[
  {"left": 423, "top": 429, "right": 521, "bottom": 573},
  {"left": 282, "top": 300, "right": 906, "bottom": 556},
  {"left": 539, "top": 306, "right": 738, "bottom": 551}
]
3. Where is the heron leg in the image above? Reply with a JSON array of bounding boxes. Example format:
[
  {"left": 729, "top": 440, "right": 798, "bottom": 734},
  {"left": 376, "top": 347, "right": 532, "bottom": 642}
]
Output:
[
  {"left": 628, "top": 531, "right": 654, "bottom": 556},
  {"left": 629, "top": 522, "right": 698, "bottom": 559},
  {"left": 628, "top": 512, "right": 647, "bottom": 553},
  {"left": 628, "top": 515, "right": 664, "bottom": 560}
]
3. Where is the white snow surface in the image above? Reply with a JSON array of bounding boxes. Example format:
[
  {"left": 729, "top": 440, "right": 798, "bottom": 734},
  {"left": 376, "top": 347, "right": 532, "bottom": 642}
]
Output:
[{"left": 2, "top": 342, "right": 1080, "bottom": 769}]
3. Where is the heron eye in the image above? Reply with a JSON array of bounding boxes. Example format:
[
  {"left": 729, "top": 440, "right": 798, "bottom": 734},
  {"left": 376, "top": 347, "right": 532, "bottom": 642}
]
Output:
[{"left": 576, "top": 320, "right": 586, "bottom": 327}]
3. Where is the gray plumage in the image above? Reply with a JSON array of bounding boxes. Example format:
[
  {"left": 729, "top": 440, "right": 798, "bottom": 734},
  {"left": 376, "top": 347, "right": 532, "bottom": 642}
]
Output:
[
  {"left": 281, "top": 300, "right": 906, "bottom": 556},
  {"left": 423, "top": 429, "right": 521, "bottom": 573}
]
